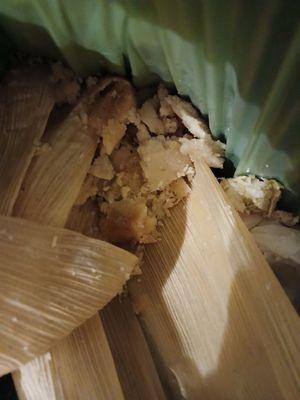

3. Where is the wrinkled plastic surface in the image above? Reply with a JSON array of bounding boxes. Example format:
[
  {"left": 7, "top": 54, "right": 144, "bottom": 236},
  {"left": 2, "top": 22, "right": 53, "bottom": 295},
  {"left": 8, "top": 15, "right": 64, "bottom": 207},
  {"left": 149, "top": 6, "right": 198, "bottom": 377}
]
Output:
[{"left": 0, "top": 0, "right": 299, "bottom": 210}]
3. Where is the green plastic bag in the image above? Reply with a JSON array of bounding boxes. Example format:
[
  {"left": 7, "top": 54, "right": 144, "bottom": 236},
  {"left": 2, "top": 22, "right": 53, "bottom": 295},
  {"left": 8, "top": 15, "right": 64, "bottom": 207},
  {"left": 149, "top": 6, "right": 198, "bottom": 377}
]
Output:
[{"left": 0, "top": 0, "right": 299, "bottom": 211}]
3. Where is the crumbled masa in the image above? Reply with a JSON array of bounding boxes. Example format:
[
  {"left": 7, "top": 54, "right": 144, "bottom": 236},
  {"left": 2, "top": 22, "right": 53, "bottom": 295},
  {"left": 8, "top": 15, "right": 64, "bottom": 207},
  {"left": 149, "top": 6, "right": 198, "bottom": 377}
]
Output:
[
  {"left": 221, "top": 175, "right": 300, "bottom": 269},
  {"left": 71, "top": 72, "right": 300, "bottom": 298},
  {"left": 138, "top": 137, "right": 191, "bottom": 191},
  {"left": 89, "top": 154, "right": 115, "bottom": 180},
  {"left": 73, "top": 74, "right": 299, "bottom": 275},
  {"left": 76, "top": 79, "right": 225, "bottom": 246},
  {"left": 47, "top": 63, "right": 298, "bottom": 309},
  {"left": 220, "top": 175, "right": 299, "bottom": 227},
  {"left": 220, "top": 175, "right": 282, "bottom": 216}
]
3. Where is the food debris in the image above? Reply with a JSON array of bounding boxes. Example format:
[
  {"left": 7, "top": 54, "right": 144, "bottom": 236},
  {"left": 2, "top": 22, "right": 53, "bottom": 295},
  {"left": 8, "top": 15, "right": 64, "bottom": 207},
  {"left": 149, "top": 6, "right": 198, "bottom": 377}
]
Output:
[
  {"left": 76, "top": 83, "right": 225, "bottom": 245},
  {"left": 220, "top": 175, "right": 300, "bottom": 281},
  {"left": 138, "top": 137, "right": 191, "bottom": 191},
  {"left": 139, "top": 97, "right": 165, "bottom": 135},
  {"left": 179, "top": 136, "right": 225, "bottom": 169},
  {"left": 164, "top": 95, "right": 210, "bottom": 138},
  {"left": 89, "top": 154, "right": 115, "bottom": 180},
  {"left": 220, "top": 175, "right": 282, "bottom": 215},
  {"left": 74, "top": 74, "right": 299, "bottom": 306}
]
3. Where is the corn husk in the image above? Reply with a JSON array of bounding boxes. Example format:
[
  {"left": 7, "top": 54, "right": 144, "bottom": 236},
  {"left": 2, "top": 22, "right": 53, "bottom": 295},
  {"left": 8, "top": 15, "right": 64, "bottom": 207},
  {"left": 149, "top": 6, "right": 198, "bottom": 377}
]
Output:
[
  {"left": 15, "top": 201, "right": 164, "bottom": 400},
  {"left": 66, "top": 198, "right": 103, "bottom": 240},
  {"left": 11, "top": 79, "right": 136, "bottom": 399},
  {"left": 13, "top": 354, "right": 63, "bottom": 400},
  {"left": 50, "top": 314, "right": 125, "bottom": 400},
  {"left": 15, "top": 314, "right": 125, "bottom": 400},
  {"left": 101, "top": 297, "right": 166, "bottom": 400},
  {"left": 129, "top": 160, "right": 300, "bottom": 399},
  {"left": 68, "top": 202, "right": 166, "bottom": 399},
  {"left": 14, "top": 201, "right": 125, "bottom": 400},
  {"left": 12, "top": 106, "right": 96, "bottom": 227},
  {"left": 0, "top": 215, "right": 136, "bottom": 375},
  {"left": 14, "top": 199, "right": 166, "bottom": 399},
  {"left": 12, "top": 77, "right": 131, "bottom": 227},
  {"left": 0, "top": 67, "right": 55, "bottom": 215},
  {"left": 10, "top": 75, "right": 162, "bottom": 397}
]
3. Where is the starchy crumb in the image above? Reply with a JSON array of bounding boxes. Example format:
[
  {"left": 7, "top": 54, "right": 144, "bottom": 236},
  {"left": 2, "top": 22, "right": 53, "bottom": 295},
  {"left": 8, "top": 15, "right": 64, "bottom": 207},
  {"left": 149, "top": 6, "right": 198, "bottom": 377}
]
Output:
[
  {"left": 138, "top": 137, "right": 192, "bottom": 191},
  {"left": 77, "top": 80, "right": 226, "bottom": 246},
  {"left": 102, "top": 199, "right": 158, "bottom": 244},
  {"left": 179, "top": 137, "right": 225, "bottom": 168},
  {"left": 111, "top": 144, "right": 144, "bottom": 194},
  {"left": 165, "top": 95, "right": 210, "bottom": 138},
  {"left": 162, "top": 117, "right": 178, "bottom": 134},
  {"left": 102, "top": 119, "right": 127, "bottom": 155},
  {"left": 221, "top": 174, "right": 299, "bottom": 279},
  {"left": 89, "top": 154, "right": 114, "bottom": 180},
  {"left": 139, "top": 97, "right": 165, "bottom": 135},
  {"left": 220, "top": 175, "right": 282, "bottom": 215},
  {"left": 88, "top": 78, "right": 136, "bottom": 153},
  {"left": 136, "top": 122, "right": 151, "bottom": 143}
]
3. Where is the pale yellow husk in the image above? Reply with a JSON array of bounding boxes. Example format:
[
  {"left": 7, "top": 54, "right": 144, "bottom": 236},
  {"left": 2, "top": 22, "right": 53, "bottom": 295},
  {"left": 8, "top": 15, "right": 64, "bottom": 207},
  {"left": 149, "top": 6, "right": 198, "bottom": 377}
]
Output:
[
  {"left": 0, "top": 215, "right": 137, "bottom": 375},
  {"left": 0, "top": 67, "right": 55, "bottom": 215},
  {"left": 13, "top": 78, "right": 135, "bottom": 400},
  {"left": 128, "top": 160, "right": 300, "bottom": 399}
]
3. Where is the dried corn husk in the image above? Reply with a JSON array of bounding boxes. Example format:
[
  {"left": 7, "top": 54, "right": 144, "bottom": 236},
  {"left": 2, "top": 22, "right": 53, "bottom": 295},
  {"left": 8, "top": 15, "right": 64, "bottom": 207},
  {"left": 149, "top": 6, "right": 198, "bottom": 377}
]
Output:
[
  {"left": 129, "top": 160, "right": 300, "bottom": 399},
  {"left": 14, "top": 201, "right": 125, "bottom": 400},
  {"left": 101, "top": 297, "right": 167, "bottom": 400},
  {"left": 39, "top": 202, "right": 164, "bottom": 400},
  {"left": 68, "top": 202, "right": 165, "bottom": 399},
  {"left": 14, "top": 201, "right": 164, "bottom": 400},
  {"left": 0, "top": 67, "right": 55, "bottom": 215},
  {"left": 50, "top": 314, "right": 125, "bottom": 400},
  {"left": 14, "top": 314, "right": 126, "bottom": 400},
  {"left": 0, "top": 215, "right": 136, "bottom": 375},
  {"left": 11, "top": 79, "right": 134, "bottom": 398},
  {"left": 15, "top": 314, "right": 125, "bottom": 400},
  {"left": 14, "top": 314, "right": 125, "bottom": 400},
  {"left": 12, "top": 77, "right": 130, "bottom": 227},
  {"left": 13, "top": 354, "right": 63, "bottom": 400},
  {"left": 12, "top": 106, "right": 96, "bottom": 227}
]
